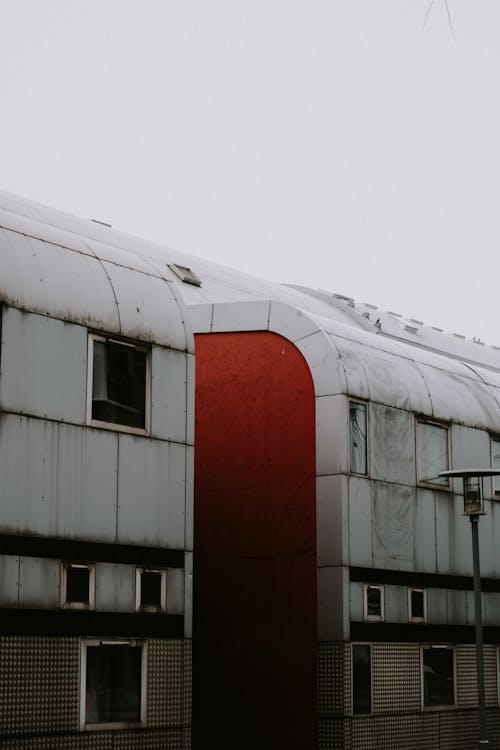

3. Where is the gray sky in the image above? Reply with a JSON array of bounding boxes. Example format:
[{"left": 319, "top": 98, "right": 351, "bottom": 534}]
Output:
[{"left": 2, "top": 1, "right": 500, "bottom": 344}]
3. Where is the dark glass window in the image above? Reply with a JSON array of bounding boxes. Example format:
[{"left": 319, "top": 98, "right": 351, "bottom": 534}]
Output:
[
  {"left": 422, "top": 647, "right": 454, "bottom": 707},
  {"left": 85, "top": 645, "right": 142, "bottom": 724},
  {"left": 92, "top": 338, "right": 148, "bottom": 430},
  {"left": 353, "top": 644, "right": 371, "bottom": 714},
  {"left": 410, "top": 589, "right": 425, "bottom": 620},
  {"left": 66, "top": 565, "right": 90, "bottom": 604},
  {"left": 365, "top": 584, "right": 383, "bottom": 620},
  {"left": 141, "top": 571, "right": 162, "bottom": 608},
  {"left": 417, "top": 421, "right": 449, "bottom": 486},
  {"left": 349, "top": 401, "right": 367, "bottom": 474}
]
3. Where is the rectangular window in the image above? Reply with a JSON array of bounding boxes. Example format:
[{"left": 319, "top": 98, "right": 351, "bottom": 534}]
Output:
[
  {"left": 135, "top": 568, "right": 166, "bottom": 612},
  {"left": 422, "top": 646, "right": 455, "bottom": 708},
  {"left": 61, "top": 563, "right": 95, "bottom": 610},
  {"left": 88, "top": 334, "right": 150, "bottom": 433},
  {"left": 491, "top": 437, "right": 500, "bottom": 497},
  {"left": 350, "top": 400, "right": 367, "bottom": 475},
  {"left": 81, "top": 641, "right": 146, "bottom": 729},
  {"left": 363, "top": 584, "right": 384, "bottom": 622},
  {"left": 352, "top": 644, "right": 371, "bottom": 714},
  {"left": 416, "top": 420, "right": 450, "bottom": 487},
  {"left": 408, "top": 587, "right": 427, "bottom": 623}
]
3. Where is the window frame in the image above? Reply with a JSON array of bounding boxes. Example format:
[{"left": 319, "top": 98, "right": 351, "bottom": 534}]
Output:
[
  {"left": 416, "top": 418, "right": 451, "bottom": 489},
  {"left": 352, "top": 642, "right": 372, "bottom": 715},
  {"left": 135, "top": 567, "right": 167, "bottom": 613},
  {"left": 421, "top": 644, "right": 456, "bottom": 710},
  {"left": 61, "top": 562, "right": 95, "bottom": 610},
  {"left": 363, "top": 583, "right": 384, "bottom": 622},
  {"left": 408, "top": 587, "right": 427, "bottom": 623},
  {"left": 86, "top": 333, "right": 151, "bottom": 436},
  {"left": 349, "top": 398, "right": 368, "bottom": 477},
  {"left": 80, "top": 639, "right": 147, "bottom": 731}
]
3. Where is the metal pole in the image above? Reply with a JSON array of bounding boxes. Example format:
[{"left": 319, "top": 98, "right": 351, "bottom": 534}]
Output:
[{"left": 470, "top": 515, "right": 489, "bottom": 747}]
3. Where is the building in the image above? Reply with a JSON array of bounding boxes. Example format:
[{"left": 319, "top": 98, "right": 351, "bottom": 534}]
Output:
[
  {"left": 2, "top": 191, "right": 500, "bottom": 749},
  {"left": 0, "top": 193, "right": 193, "bottom": 749}
]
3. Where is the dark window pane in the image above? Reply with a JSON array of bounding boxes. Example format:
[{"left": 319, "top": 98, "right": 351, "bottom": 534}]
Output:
[
  {"left": 411, "top": 589, "right": 425, "bottom": 619},
  {"left": 92, "top": 340, "right": 147, "bottom": 429},
  {"left": 366, "top": 586, "right": 381, "bottom": 617},
  {"left": 86, "top": 645, "right": 142, "bottom": 724},
  {"left": 353, "top": 645, "right": 371, "bottom": 714},
  {"left": 141, "top": 572, "right": 162, "bottom": 607},
  {"left": 423, "top": 648, "right": 454, "bottom": 706},
  {"left": 350, "top": 402, "right": 367, "bottom": 474},
  {"left": 66, "top": 567, "right": 89, "bottom": 604}
]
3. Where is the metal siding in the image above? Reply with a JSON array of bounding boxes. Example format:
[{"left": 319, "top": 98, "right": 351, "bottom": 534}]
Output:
[
  {"left": 94, "top": 563, "right": 135, "bottom": 612},
  {"left": 117, "top": 436, "right": 186, "bottom": 548},
  {"left": 349, "top": 581, "right": 364, "bottom": 621},
  {"left": 186, "top": 352, "right": 195, "bottom": 447},
  {"left": 450, "top": 424, "right": 491, "bottom": 474},
  {"left": 296, "top": 329, "right": 346, "bottom": 397},
  {"left": 435, "top": 492, "right": 472, "bottom": 576},
  {"left": 211, "top": 299, "right": 271, "bottom": 332},
  {"left": 316, "top": 474, "right": 345, "bottom": 567},
  {"left": 0, "top": 414, "right": 118, "bottom": 541},
  {"left": 166, "top": 567, "right": 184, "bottom": 615},
  {"left": 384, "top": 584, "right": 407, "bottom": 624},
  {"left": 1, "top": 308, "right": 87, "bottom": 424},
  {"left": 150, "top": 347, "right": 188, "bottom": 443},
  {"left": 316, "top": 395, "right": 348, "bottom": 476},
  {"left": 348, "top": 477, "right": 373, "bottom": 568},
  {"left": 369, "top": 404, "right": 415, "bottom": 486},
  {"left": 372, "top": 482, "right": 415, "bottom": 571},
  {"left": 18, "top": 557, "right": 60, "bottom": 609},
  {"left": 427, "top": 587, "right": 449, "bottom": 624},
  {"left": 184, "top": 551, "right": 193, "bottom": 639},
  {"left": 100, "top": 260, "right": 188, "bottom": 350},
  {"left": 184, "top": 446, "right": 194, "bottom": 552},
  {"left": 317, "top": 565, "right": 349, "bottom": 640},
  {"left": 0, "top": 555, "right": 19, "bottom": 606},
  {"left": 414, "top": 489, "right": 438, "bottom": 573},
  {"left": 268, "top": 299, "right": 322, "bottom": 342}
]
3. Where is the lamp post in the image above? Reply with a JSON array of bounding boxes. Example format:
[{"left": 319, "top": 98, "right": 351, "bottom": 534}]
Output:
[{"left": 439, "top": 468, "right": 500, "bottom": 749}]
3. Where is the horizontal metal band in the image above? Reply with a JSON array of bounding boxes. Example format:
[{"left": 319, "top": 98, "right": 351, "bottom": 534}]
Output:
[
  {"left": 351, "top": 621, "right": 500, "bottom": 644},
  {"left": 0, "top": 533, "right": 185, "bottom": 568},
  {"left": 349, "top": 565, "right": 500, "bottom": 593},
  {"left": 0, "top": 608, "right": 185, "bottom": 638}
]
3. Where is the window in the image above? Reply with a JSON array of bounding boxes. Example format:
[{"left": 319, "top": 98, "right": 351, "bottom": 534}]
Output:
[
  {"left": 408, "top": 587, "right": 427, "bottom": 623},
  {"left": 416, "top": 420, "right": 450, "bottom": 487},
  {"left": 350, "top": 400, "right": 367, "bottom": 475},
  {"left": 363, "top": 584, "right": 384, "bottom": 622},
  {"left": 61, "top": 563, "right": 95, "bottom": 610},
  {"left": 88, "top": 334, "right": 150, "bottom": 433},
  {"left": 352, "top": 644, "right": 371, "bottom": 714},
  {"left": 81, "top": 641, "right": 146, "bottom": 729},
  {"left": 135, "top": 568, "right": 166, "bottom": 612},
  {"left": 422, "top": 646, "right": 455, "bottom": 708},
  {"left": 491, "top": 437, "right": 500, "bottom": 497}
]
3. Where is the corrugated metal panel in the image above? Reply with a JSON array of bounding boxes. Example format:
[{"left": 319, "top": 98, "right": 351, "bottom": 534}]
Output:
[
  {"left": 150, "top": 348, "right": 189, "bottom": 443},
  {"left": 166, "top": 567, "right": 184, "bottom": 615},
  {"left": 95, "top": 563, "right": 135, "bottom": 612},
  {"left": 0, "top": 555, "right": 19, "bottom": 606},
  {"left": 116, "top": 435, "right": 186, "bottom": 548},
  {"left": 0, "top": 308, "right": 87, "bottom": 423},
  {"left": 0, "top": 414, "right": 118, "bottom": 541},
  {"left": 18, "top": 557, "right": 60, "bottom": 609}
]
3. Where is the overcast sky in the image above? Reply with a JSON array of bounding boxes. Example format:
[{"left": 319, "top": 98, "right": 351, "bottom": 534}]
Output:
[{"left": 1, "top": 1, "right": 500, "bottom": 344}]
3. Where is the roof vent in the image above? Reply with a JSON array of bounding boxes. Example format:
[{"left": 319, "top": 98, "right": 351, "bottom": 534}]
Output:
[
  {"left": 91, "top": 219, "right": 112, "bottom": 228},
  {"left": 404, "top": 324, "right": 418, "bottom": 334},
  {"left": 168, "top": 263, "right": 202, "bottom": 287},
  {"left": 333, "top": 293, "right": 354, "bottom": 304}
]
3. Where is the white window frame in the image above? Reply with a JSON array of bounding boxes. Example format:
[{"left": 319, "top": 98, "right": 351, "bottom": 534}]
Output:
[
  {"left": 87, "top": 333, "right": 151, "bottom": 436},
  {"left": 349, "top": 399, "right": 368, "bottom": 476},
  {"left": 416, "top": 418, "right": 451, "bottom": 489},
  {"left": 363, "top": 583, "right": 384, "bottom": 622},
  {"left": 421, "top": 644, "right": 456, "bottom": 710},
  {"left": 135, "top": 567, "right": 167, "bottom": 612},
  {"left": 352, "top": 642, "right": 372, "bottom": 715},
  {"left": 80, "top": 639, "right": 147, "bottom": 731},
  {"left": 408, "top": 587, "right": 427, "bottom": 623},
  {"left": 61, "top": 562, "right": 95, "bottom": 610}
]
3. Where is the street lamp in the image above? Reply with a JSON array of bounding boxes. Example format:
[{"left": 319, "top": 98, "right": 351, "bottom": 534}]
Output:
[{"left": 440, "top": 468, "right": 500, "bottom": 749}]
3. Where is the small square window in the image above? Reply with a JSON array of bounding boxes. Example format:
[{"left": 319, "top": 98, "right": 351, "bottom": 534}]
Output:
[
  {"left": 81, "top": 640, "right": 146, "bottom": 729},
  {"left": 422, "top": 645, "right": 455, "bottom": 708},
  {"left": 349, "top": 400, "right": 367, "bottom": 475},
  {"left": 408, "top": 587, "right": 427, "bottom": 623},
  {"left": 416, "top": 420, "right": 450, "bottom": 487},
  {"left": 88, "top": 334, "right": 151, "bottom": 433},
  {"left": 61, "top": 563, "right": 95, "bottom": 610},
  {"left": 363, "top": 584, "right": 384, "bottom": 622},
  {"left": 352, "top": 644, "right": 371, "bottom": 714},
  {"left": 135, "top": 568, "right": 166, "bottom": 612}
]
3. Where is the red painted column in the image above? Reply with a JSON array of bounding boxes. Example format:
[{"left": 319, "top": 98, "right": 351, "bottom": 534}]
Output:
[{"left": 193, "top": 331, "right": 316, "bottom": 750}]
